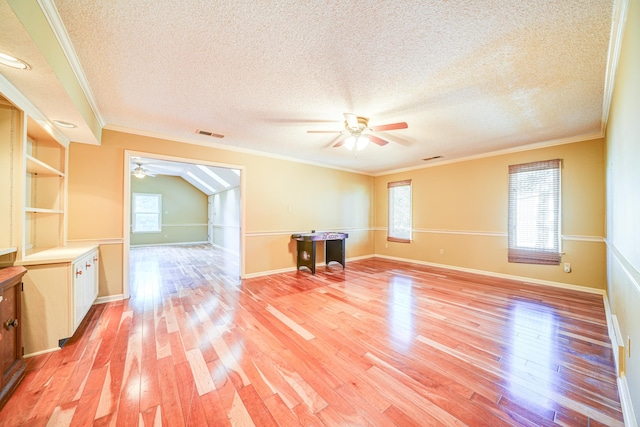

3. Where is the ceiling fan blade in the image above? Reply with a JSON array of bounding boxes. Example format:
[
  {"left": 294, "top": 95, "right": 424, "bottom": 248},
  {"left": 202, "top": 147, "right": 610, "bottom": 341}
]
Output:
[
  {"left": 307, "top": 130, "right": 342, "bottom": 133},
  {"left": 333, "top": 136, "right": 348, "bottom": 148},
  {"left": 368, "top": 135, "right": 389, "bottom": 146},
  {"left": 370, "top": 122, "right": 408, "bottom": 132},
  {"left": 344, "top": 113, "right": 358, "bottom": 129}
]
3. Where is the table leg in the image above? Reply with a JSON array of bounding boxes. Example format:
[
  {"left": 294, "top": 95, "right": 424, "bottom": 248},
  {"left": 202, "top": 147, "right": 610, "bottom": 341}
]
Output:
[{"left": 297, "top": 240, "right": 317, "bottom": 274}]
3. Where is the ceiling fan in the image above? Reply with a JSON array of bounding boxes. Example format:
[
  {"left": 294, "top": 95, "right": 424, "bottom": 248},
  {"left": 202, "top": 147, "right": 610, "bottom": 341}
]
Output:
[
  {"left": 131, "top": 163, "right": 156, "bottom": 178},
  {"left": 307, "top": 113, "right": 408, "bottom": 151}
]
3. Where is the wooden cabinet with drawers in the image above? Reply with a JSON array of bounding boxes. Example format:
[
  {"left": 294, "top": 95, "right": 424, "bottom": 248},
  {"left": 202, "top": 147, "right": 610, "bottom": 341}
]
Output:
[{"left": 0, "top": 266, "right": 27, "bottom": 410}]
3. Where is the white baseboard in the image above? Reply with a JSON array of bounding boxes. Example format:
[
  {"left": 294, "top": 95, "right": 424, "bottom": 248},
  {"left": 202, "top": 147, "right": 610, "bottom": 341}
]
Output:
[
  {"left": 24, "top": 346, "right": 60, "bottom": 359},
  {"left": 130, "top": 241, "right": 209, "bottom": 248},
  {"left": 94, "top": 294, "right": 126, "bottom": 304},
  {"left": 618, "top": 375, "right": 638, "bottom": 427},
  {"left": 374, "top": 254, "right": 606, "bottom": 295},
  {"left": 242, "top": 254, "right": 375, "bottom": 279}
]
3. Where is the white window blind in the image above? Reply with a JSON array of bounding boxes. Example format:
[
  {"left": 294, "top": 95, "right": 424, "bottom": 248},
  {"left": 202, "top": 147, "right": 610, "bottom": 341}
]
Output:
[
  {"left": 388, "top": 179, "right": 412, "bottom": 243},
  {"left": 508, "top": 159, "right": 561, "bottom": 265},
  {"left": 132, "top": 193, "right": 162, "bottom": 233}
]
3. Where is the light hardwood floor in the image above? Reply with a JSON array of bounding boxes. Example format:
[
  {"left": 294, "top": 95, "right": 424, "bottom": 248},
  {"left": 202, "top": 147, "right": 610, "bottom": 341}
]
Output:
[{"left": 0, "top": 244, "right": 624, "bottom": 426}]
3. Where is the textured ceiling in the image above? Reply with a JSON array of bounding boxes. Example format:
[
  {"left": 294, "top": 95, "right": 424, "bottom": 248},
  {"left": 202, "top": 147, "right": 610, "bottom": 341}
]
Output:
[{"left": 1, "top": 0, "right": 617, "bottom": 174}]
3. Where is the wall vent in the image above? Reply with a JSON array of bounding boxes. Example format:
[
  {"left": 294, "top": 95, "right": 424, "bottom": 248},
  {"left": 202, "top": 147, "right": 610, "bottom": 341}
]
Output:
[
  {"left": 196, "top": 129, "right": 225, "bottom": 138},
  {"left": 423, "top": 155, "right": 443, "bottom": 161}
]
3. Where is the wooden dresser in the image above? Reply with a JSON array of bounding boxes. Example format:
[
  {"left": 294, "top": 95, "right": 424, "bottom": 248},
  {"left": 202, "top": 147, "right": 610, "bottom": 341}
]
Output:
[{"left": 0, "top": 266, "right": 27, "bottom": 410}]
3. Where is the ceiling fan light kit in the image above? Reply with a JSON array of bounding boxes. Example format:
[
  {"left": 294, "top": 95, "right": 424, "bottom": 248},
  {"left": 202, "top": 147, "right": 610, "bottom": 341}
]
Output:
[
  {"left": 132, "top": 163, "right": 155, "bottom": 178},
  {"left": 308, "top": 113, "right": 407, "bottom": 151},
  {"left": 344, "top": 135, "right": 369, "bottom": 151}
]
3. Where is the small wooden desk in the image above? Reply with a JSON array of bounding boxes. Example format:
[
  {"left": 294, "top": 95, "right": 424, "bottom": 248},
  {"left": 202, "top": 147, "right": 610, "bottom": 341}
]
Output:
[{"left": 291, "top": 232, "right": 349, "bottom": 275}]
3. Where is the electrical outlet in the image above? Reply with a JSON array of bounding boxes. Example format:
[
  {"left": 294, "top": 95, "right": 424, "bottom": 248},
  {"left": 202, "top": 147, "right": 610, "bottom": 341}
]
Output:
[{"left": 563, "top": 263, "right": 571, "bottom": 273}]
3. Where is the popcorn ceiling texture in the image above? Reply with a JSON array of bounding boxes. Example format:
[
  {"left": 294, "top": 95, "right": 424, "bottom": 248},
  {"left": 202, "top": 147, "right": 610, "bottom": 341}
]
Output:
[{"left": 51, "top": 0, "right": 614, "bottom": 173}]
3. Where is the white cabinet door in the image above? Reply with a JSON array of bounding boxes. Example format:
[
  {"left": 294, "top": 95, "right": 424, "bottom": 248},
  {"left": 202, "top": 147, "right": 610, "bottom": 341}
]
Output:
[
  {"left": 84, "top": 251, "right": 98, "bottom": 310},
  {"left": 72, "top": 249, "right": 98, "bottom": 332},
  {"left": 72, "top": 255, "right": 86, "bottom": 331}
]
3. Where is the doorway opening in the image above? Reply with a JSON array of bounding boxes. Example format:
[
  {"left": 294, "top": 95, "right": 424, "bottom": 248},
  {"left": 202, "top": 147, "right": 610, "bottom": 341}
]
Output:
[{"left": 123, "top": 151, "right": 244, "bottom": 299}]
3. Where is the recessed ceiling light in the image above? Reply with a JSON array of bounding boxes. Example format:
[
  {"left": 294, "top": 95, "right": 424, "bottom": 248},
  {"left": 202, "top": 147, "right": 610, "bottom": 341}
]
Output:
[
  {"left": 52, "top": 120, "right": 77, "bottom": 128},
  {"left": 0, "top": 53, "right": 30, "bottom": 70}
]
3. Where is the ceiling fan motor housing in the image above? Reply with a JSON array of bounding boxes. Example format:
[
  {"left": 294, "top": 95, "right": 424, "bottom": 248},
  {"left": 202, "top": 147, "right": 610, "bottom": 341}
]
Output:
[{"left": 345, "top": 116, "right": 369, "bottom": 135}]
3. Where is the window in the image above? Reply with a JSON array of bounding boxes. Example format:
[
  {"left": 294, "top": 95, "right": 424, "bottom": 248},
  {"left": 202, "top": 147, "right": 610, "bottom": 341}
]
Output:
[
  {"left": 508, "top": 159, "right": 561, "bottom": 265},
  {"left": 132, "top": 193, "right": 162, "bottom": 233},
  {"left": 388, "top": 179, "right": 412, "bottom": 243}
]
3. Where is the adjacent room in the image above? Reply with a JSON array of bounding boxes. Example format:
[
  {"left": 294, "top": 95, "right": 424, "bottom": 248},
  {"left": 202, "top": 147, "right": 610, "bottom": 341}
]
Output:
[{"left": 0, "top": 0, "right": 638, "bottom": 425}]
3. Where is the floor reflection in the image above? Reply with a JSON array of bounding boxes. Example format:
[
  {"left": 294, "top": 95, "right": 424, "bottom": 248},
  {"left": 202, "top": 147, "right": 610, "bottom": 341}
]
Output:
[
  {"left": 388, "top": 275, "right": 415, "bottom": 351},
  {"left": 507, "top": 300, "right": 557, "bottom": 404}
]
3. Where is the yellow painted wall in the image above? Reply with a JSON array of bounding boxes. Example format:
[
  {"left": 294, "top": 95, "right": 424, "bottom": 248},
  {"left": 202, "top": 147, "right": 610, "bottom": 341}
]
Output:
[
  {"left": 374, "top": 138, "right": 606, "bottom": 289},
  {"left": 130, "top": 174, "right": 207, "bottom": 245},
  {"left": 0, "top": 103, "right": 16, "bottom": 249},
  {"left": 67, "top": 129, "right": 375, "bottom": 292},
  {"left": 606, "top": 0, "right": 640, "bottom": 420}
]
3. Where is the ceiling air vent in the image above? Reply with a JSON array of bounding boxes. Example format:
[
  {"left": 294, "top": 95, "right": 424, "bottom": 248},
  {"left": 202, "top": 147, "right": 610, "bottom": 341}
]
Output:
[
  {"left": 196, "top": 129, "right": 224, "bottom": 138},
  {"left": 423, "top": 155, "right": 443, "bottom": 161}
]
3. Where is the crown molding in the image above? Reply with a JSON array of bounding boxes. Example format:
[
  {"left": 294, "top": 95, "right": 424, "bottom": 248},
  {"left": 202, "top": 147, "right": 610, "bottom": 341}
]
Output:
[
  {"left": 600, "top": 0, "right": 631, "bottom": 135},
  {"left": 375, "top": 132, "right": 605, "bottom": 177},
  {"left": 0, "top": 74, "right": 70, "bottom": 147},
  {"left": 106, "top": 124, "right": 371, "bottom": 176},
  {"left": 37, "top": 0, "right": 105, "bottom": 128}
]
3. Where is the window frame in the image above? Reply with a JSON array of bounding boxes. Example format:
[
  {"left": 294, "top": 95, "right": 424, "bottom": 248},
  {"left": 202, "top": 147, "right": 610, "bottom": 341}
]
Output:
[
  {"left": 387, "top": 179, "right": 412, "bottom": 243},
  {"left": 507, "top": 159, "right": 562, "bottom": 265},
  {"left": 132, "top": 192, "right": 162, "bottom": 234}
]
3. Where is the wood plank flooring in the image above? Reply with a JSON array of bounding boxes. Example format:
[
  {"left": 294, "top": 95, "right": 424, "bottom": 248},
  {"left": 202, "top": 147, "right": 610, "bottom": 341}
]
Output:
[{"left": 0, "top": 244, "right": 624, "bottom": 426}]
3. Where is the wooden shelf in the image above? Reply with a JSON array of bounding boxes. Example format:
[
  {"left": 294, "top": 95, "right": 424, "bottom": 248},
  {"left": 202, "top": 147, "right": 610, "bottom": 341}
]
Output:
[
  {"left": 24, "top": 207, "right": 64, "bottom": 214},
  {"left": 25, "top": 155, "right": 64, "bottom": 177}
]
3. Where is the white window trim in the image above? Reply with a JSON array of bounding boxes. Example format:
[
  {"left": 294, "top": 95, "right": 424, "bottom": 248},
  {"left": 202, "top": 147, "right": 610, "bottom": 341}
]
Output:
[
  {"left": 132, "top": 192, "right": 162, "bottom": 234},
  {"left": 388, "top": 179, "right": 412, "bottom": 243}
]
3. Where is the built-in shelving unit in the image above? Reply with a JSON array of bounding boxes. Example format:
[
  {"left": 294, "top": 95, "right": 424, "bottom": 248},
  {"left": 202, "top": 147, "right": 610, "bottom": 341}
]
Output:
[
  {"left": 22, "top": 117, "right": 67, "bottom": 258},
  {"left": 0, "top": 92, "right": 99, "bottom": 356}
]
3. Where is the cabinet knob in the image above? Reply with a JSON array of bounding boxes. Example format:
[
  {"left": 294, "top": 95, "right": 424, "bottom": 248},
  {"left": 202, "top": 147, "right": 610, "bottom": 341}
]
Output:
[
  {"left": 93, "top": 257, "right": 98, "bottom": 262},
  {"left": 5, "top": 318, "right": 18, "bottom": 330},
  {"left": 86, "top": 263, "right": 92, "bottom": 269},
  {"left": 76, "top": 269, "right": 83, "bottom": 277}
]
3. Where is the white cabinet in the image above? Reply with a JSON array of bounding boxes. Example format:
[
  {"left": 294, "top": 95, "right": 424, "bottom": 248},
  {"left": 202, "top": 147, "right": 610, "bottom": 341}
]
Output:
[
  {"left": 20, "top": 246, "right": 99, "bottom": 355},
  {"left": 0, "top": 95, "right": 98, "bottom": 355},
  {"left": 73, "top": 250, "right": 99, "bottom": 331}
]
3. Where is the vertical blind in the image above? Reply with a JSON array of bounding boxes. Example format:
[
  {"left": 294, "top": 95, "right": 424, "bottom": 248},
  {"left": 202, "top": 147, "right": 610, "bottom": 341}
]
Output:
[
  {"left": 388, "top": 179, "right": 412, "bottom": 243},
  {"left": 508, "top": 159, "right": 561, "bottom": 265}
]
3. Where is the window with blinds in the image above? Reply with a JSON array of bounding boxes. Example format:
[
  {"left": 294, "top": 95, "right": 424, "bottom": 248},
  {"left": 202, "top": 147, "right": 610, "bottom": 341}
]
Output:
[
  {"left": 508, "top": 159, "right": 561, "bottom": 265},
  {"left": 388, "top": 179, "right": 412, "bottom": 243}
]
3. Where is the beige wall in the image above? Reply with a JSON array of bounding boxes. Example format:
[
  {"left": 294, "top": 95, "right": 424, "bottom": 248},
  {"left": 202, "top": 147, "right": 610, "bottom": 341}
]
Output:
[
  {"left": 130, "top": 174, "right": 207, "bottom": 245},
  {"left": 0, "top": 103, "right": 16, "bottom": 249},
  {"left": 67, "top": 129, "right": 376, "bottom": 292},
  {"left": 606, "top": 0, "right": 640, "bottom": 420},
  {"left": 374, "top": 138, "right": 606, "bottom": 289}
]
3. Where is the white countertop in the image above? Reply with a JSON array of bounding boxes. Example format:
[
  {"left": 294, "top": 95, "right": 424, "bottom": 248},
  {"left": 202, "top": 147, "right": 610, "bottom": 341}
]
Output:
[
  {"left": 16, "top": 244, "right": 98, "bottom": 266},
  {"left": 0, "top": 247, "right": 17, "bottom": 257}
]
